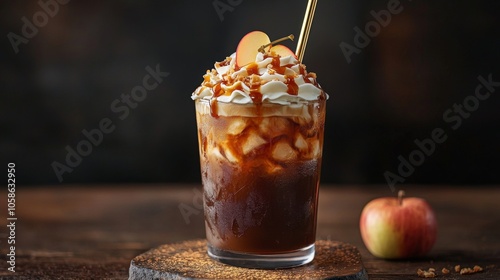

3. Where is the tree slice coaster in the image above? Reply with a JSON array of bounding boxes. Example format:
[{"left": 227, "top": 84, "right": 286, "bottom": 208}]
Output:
[{"left": 129, "top": 239, "right": 368, "bottom": 280}]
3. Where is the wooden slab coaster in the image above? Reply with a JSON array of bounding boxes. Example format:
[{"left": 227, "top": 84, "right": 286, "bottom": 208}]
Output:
[{"left": 129, "top": 239, "right": 368, "bottom": 280}]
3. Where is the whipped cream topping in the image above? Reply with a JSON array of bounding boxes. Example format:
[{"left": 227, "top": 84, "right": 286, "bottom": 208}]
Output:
[{"left": 192, "top": 52, "right": 327, "bottom": 105}]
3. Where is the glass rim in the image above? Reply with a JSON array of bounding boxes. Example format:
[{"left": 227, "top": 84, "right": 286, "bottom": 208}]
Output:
[{"left": 194, "top": 97, "right": 327, "bottom": 107}]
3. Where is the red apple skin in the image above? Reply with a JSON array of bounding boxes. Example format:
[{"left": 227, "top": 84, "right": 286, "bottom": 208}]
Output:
[{"left": 360, "top": 196, "right": 437, "bottom": 259}]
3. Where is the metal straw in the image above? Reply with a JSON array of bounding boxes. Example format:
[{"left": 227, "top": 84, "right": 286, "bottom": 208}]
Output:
[{"left": 295, "top": 0, "right": 318, "bottom": 62}]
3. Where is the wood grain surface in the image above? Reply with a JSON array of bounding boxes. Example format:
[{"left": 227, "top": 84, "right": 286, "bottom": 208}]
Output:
[
  {"left": 0, "top": 185, "right": 499, "bottom": 279},
  {"left": 129, "top": 239, "right": 367, "bottom": 280}
]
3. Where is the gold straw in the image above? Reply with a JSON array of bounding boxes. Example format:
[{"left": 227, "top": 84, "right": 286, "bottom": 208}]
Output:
[{"left": 295, "top": 0, "right": 318, "bottom": 62}]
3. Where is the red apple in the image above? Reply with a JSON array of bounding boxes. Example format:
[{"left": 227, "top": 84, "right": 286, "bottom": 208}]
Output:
[{"left": 359, "top": 190, "right": 437, "bottom": 259}]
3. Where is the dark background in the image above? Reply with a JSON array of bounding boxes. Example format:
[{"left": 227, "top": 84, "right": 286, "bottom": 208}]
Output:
[{"left": 1, "top": 0, "right": 499, "bottom": 186}]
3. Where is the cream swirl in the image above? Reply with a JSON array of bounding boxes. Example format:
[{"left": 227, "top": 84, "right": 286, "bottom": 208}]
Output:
[{"left": 192, "top": 52, "right": 327, "bottom": 105}]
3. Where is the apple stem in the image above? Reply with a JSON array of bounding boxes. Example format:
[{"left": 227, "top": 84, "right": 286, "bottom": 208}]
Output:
[
  {"left": 398, "top": 190, "right": 405, "bottom": 206},
  {"left": 258, "top": 34, "right": 295, "bottom": 53}
]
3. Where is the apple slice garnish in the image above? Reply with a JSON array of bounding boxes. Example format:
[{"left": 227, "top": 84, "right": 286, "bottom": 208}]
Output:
[
  {"left": 236, "top": 32, "right": 297, "bottom": 67},
  {"left": 236, "top": 31, "right": 270, "bottom": 68},
  {"left": 269, "top": 45, "right": 297, "bottom": 59}
]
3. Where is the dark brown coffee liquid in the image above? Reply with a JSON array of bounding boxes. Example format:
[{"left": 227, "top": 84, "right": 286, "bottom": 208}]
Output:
[{"left": 203, "top": 159, "right": 320, "bottom": 253}]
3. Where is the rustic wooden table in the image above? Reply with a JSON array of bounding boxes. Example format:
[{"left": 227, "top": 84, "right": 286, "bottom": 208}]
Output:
[{"left": 0, "top": 185, "right": 498, "bottom": 279}]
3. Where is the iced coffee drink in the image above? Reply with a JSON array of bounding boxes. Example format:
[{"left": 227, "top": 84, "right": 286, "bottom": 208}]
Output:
[{"left": 192, "top": 31, "right": 327, "bottom": 268}]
